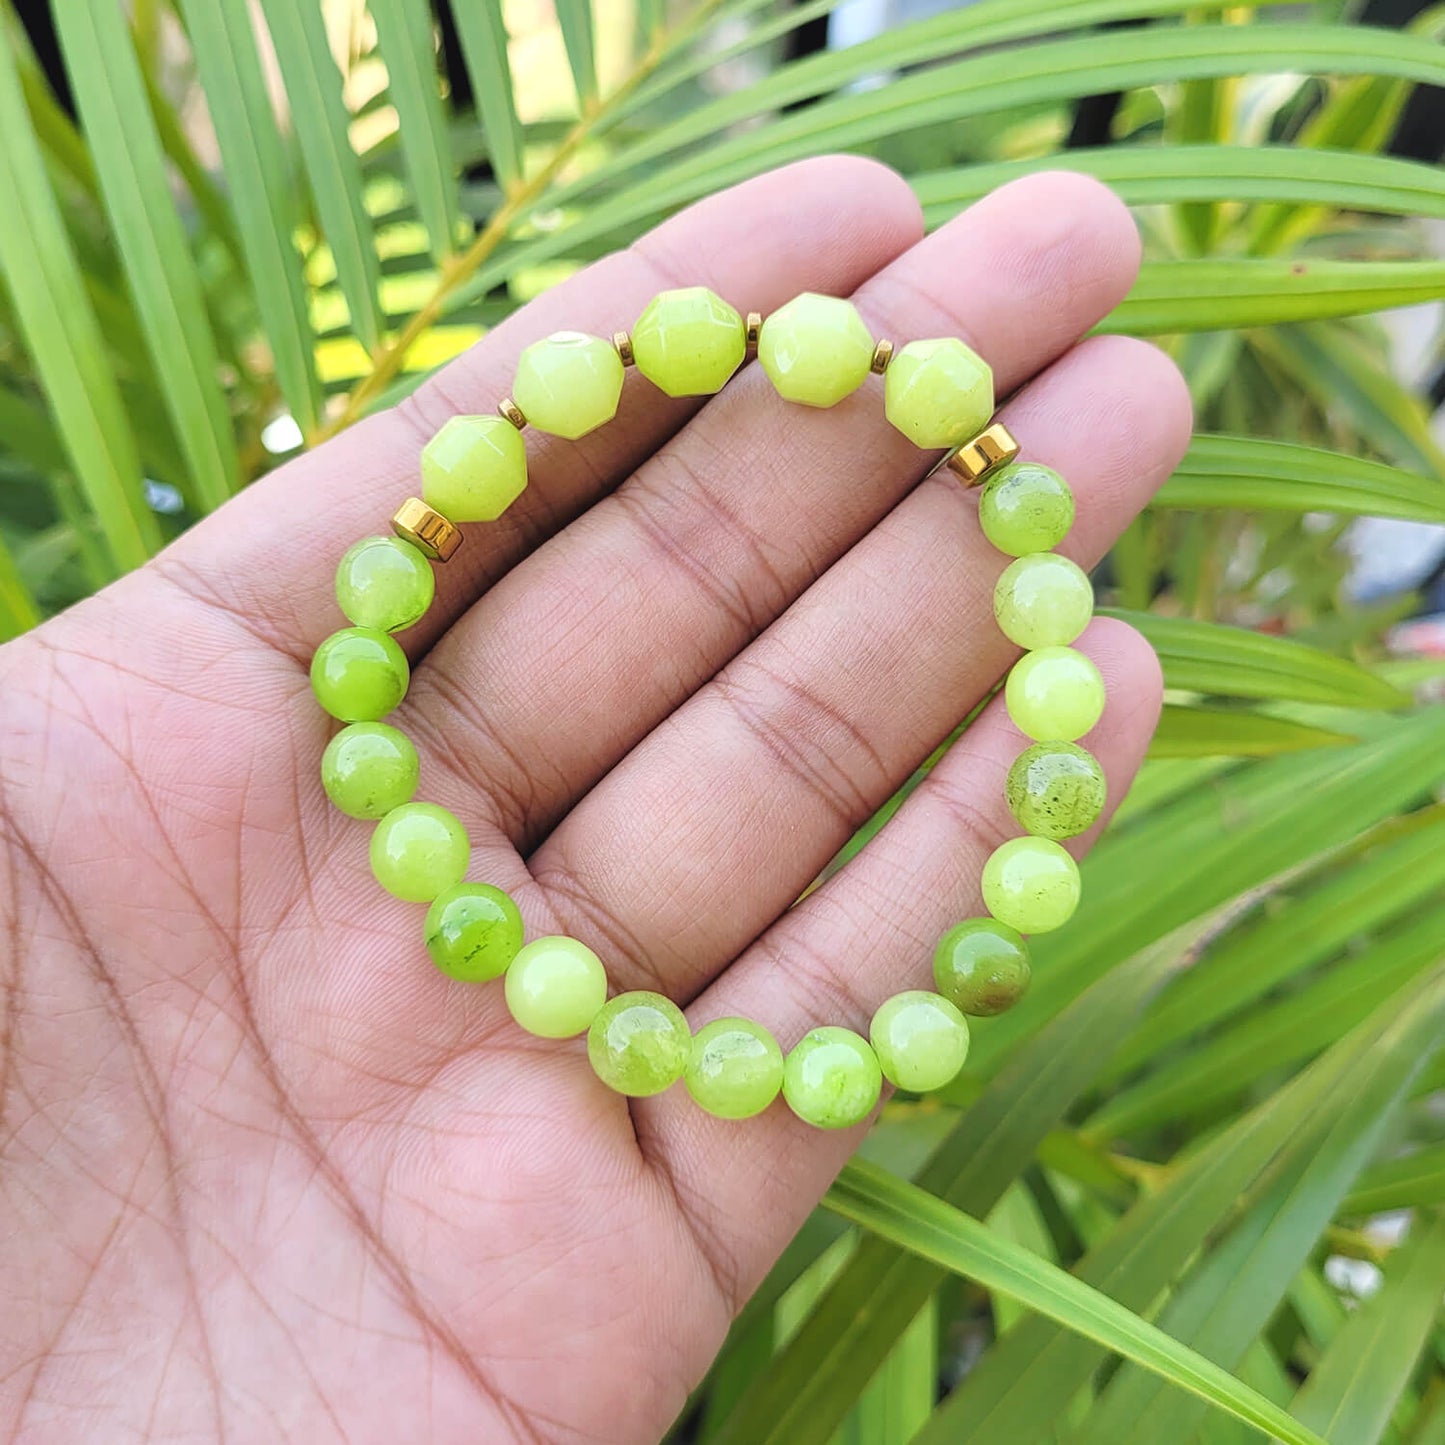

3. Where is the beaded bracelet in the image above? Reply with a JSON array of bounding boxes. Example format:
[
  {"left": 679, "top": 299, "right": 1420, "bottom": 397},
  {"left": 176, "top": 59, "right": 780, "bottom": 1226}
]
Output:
[{"left": 310, "top": 289, "right": 1105, "bottom": 1130}]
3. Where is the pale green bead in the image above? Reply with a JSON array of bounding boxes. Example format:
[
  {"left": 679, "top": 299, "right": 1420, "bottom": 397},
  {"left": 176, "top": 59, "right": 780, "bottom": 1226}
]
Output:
[
  {"left": 1005, "top": 646, "right": 1106, "bottom": 743},
  {"left": 335, "top": 534, "right": 434, "bottom": 633},
  {"left": 632, "top": 287, "right": 746, "bottom": 397},
  {"left": 311, "top": 626, "right": 409, "bottom": 722},
  {"left": 994, "top": 553, "right": 1094, "bottom": 650},
  {"left": 370, "top": 801, "right": 469, "bottom": 902},
  {"left": 321, "top": 721, "right": 419, "bottom": 819},
  {"left": 424, "top": 883, "right": 524, "bottom": 982},
  {"left": 422, "top": 414, "right": 528, "bottom": 523},
  {"left": 513, "top": 331, "right": 624, "bottom": 438},
  {"left": 685, "top": 1017, "right": 784, "bottom": 1119},
  {"left": 869, "top": 991, "right": 970, "bottom": 1093},
  {"left": 782, "top": 1026, "right": 882, "bottom": 1130},
  {"left": 932, "top": 918, "right": 1032, "bottom": 1017},
  {"left": 884, "top": 338, "right": 994, "bottom": 449},
  {"left": 757, "top": 292, "right": 874, "bottom": 408},
  {"left": 504, "top": 935, "right": 608, "bottom": 1038},
  {"left": 588, "top": 990, "right": 691, "bottom": 1097},
  {"left": 1006, "top": 741, "right": 1106, "bottom": 840},
  {"left": 978, "top": 462, "right": 1075, "bottom": 557},
  {"left": 982, "top": 836, "right": 1081, "bottom": 934}
]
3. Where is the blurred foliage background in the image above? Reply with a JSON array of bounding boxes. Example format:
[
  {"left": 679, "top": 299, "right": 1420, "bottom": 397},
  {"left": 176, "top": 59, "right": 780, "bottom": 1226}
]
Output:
[{"left": 2, "top": 0, "right": 1445, "bottom": 1440}]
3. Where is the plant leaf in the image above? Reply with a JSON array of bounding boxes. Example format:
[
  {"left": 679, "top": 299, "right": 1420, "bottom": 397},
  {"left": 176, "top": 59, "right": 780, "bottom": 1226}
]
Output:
[
  {"left": 1343, "top": 1142, "right": 1445, "bottom": 1216},
  {"left": 555, "top": 0, "right": 599, "bottom": 110},
  {"left": 1150, "top": 704, "right": 1354, "bottom": 757},
  {"left": 450, "top": 0, "right": 525, "bottom": 197}
]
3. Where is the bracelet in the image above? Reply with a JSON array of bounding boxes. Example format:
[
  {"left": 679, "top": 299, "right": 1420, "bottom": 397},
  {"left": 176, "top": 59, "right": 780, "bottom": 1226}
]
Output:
[{"left": 309, "top": 289, "right": 1104, "bottom": 1130}]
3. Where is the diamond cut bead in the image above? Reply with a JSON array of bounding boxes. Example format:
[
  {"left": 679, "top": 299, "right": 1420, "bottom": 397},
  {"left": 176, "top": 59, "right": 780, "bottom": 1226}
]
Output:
[
  {"left": 757, "top": 293, "right": 874, "bottom": 408},
  {"left": 885, "top": 338, "right": 993, "bottom": 449},
  {"left": 513, "top": 330, "right": 625, "bottom": 438},
  {"left": 421, "top": 415, "right": 528, "bottom": 523},
  {"left": 631, "top": 287, "right": 746, "bottom": 397}
]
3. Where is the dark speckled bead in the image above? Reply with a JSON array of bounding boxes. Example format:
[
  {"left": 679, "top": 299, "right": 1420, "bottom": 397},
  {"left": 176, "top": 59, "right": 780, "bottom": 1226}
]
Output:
[{"left": 1006, "top": 741, "right": 1106, "bottom": 840}]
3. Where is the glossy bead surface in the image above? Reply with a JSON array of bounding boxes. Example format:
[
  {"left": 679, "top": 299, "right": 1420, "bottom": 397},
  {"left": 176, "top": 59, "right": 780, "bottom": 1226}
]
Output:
[
  {"left": 370, "top": 801, "right": 470, "bottom": 902},
  {"left": 1005, "top": 646, "right": 1106, "bottom": 742},
  {"left": 424, "top": 882, "right": 524, "bottom": 982},
  {"left": 632, "top": 287, "right": 746, "bottom": 397},
  {"left": 321, "top": 721, "right": 419, "bottom": 819},
  {"left": 505, "top": 936, "right": 608, "bottom": 1038},
  {"left": 335, "top": 534, "right": 434, "bottom": 633},
  {"left": 884, "top": 338, "right": 993, "bottom": 449},
  {"left": 782, "top": 1026, "right": 882, "bottom": 1130},
  {"left": 982, "top": 836, "right": 1081, "bottom": 935},
  {"left": 311, "top": 626, "right": 409, "bottom": 722},
  {"left": 757, "top": 293, "right": 873, "bottom": 408},
  {"left": 421, "top": 414, "right": 528, "bottom": 523},
  {"left": 978, "top": 462, "right": 1075, "bottom": 557},
  {"left": 513, "top": 331, "right": 624, "bottom": 438},
  {"left": 869, "top": 991, "right": 970, "bottom": 1093},
  {"left": 993, "top": 553, "right": 1094, "bottom": 650},
  {"left": 587, "top": 990, "right": 691, "bottom": 1097},
  {"left": 1007, "top": 742, "right": 1106, "bottom": 840},
  {"left": 685, "top": 1017, "right": 784, "bottom": 1119},
  {"left": 932, "top": 918, "right": 1032, "bottom": 1016}
]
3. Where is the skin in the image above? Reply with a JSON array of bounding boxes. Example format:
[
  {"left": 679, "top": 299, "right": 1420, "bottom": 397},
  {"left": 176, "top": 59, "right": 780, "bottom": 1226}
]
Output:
[{"left": 0, "top": 158, "right": 1190, "bottom": 1443}]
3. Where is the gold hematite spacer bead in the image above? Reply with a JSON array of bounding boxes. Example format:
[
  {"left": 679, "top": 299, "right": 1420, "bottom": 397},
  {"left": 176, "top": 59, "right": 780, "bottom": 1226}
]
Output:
[
  {"left": 392, "top": 497, "right": 462, "bottom": 562},
  {"left": 945, "top": 422, "right": 1021, "bottom": 487},
  {"left": 745, "top": 311, "right": 763, "bottom": 358},
  {"left": 498, "top": 396, "right": 527, "bottom": 429},
  {"left": 870, "top": 339, "right": 894, "bottom": 374},
  {"left": 612, "top": 330, "right": 635, "bottom": 366}
]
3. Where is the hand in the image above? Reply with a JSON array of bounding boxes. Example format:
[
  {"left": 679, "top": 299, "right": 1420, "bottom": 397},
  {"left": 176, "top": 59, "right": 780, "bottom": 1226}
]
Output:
[{"left": 0, "top": 158, "right": 1190, "bottom": 1444}]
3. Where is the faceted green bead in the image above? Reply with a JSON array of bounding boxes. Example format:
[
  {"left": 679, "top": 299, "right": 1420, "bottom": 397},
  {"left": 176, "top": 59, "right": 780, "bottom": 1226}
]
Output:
[
  {"left": 421, "top": 414, "right": 528, "bottom": 523},
  {"left": 884, "top": 338, "right": 994, "bottom": 450},
  {"left": 981, "top": 836, "right": 1081, "bottom": 935},
  {"left": 311, "top": 626, "right": 409, "bottom": 722},
  {"left": 685, "top": 1017, "right": 785, "bottom": 1119},
  {"left": 782, "top": 1026, "right": 882, "bottom": 1130},
  {"left": 1007, "top": 741, "right": 1106, "bottom": 841},
  {"left": 932, "top": 918, "right": 1032, "bottom": 1017},
  {"left": 757, "top": 292, "right": 874, "bottom": 408},
  {"left": 504, "top": 935, "right": 608, "bottom": 1038},
  {"left": 869, "top": 990, "right": 970, "bottom": 1093},
  {"left": 513, "top": 331, "right": 624, "bottom": 439},
  {"left": 424, "top": 882, "right": 524, "bottom": 982},
  {"left": 632, "top": 286, "right": 746, "bottom": 397},
  {"left": 370, "top": 801, "right": 470, "bottom": 902},
  {"left": 1005, "top": 646, "right": 1106, "bottom": 743},
  {"left": 335, "top": 534, "right": 434, "bottom": 633},
  {"left": 978, "top": 462, "right": 1075, "bottom": 557},
  {"left": 588, "top": 990, "right": 691, "bottom": 1097},
  {"left": 321, "top": 721, "right": 419, "bottom": 819},
  {"left": 993, "top": 553, "right": 1094, "bottom": 650}
]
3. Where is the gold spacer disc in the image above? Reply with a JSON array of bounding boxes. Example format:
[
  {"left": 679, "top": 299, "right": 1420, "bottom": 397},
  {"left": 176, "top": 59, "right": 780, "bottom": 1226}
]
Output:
[
  {"left": 497, "top": 396, "right": 527, "bottom": 429},
  {"left": 392, "top": 497, "right": 461, "bottom": 562},
  {"left": 744, "top": 311, "right": 763, "bottom": 358},
  {"left": 612, "top": 330, "right": 635, "bottom": 366},
  {"left": 870, "top": 339, "right": 894, "bottom": 375},
  {"left": 944, "top": 422, "right": 1021, "bottom": 488}
]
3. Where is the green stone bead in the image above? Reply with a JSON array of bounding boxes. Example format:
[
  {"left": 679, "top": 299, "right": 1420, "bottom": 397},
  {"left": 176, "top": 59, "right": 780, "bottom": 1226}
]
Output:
[
  {"left": 424, "top": 882, "right": 524, "bottom": 982},
  {"left": 978, "top": 462, "right": 1076, "bottom": 558},
  {"left": 1007, "top": 742, "right": 1106, "bottom": 841},
  {"left": 321, "top": 721, "right": 419, "bottom": 819},
  {"left": 932, "top": 918, "right": 1032, "bottom": 1016},
  {"left": 421, "top": 414, "right": 528, "bottom": 523},
  {"left": 869, "top": 990, "right": 970, "bottom": 1093},
  {"left": 685, "top": 1017, "right": 785, "bottom": 1119},
  {"left": 504, "top": 935, "right": 608, "bottom": 1038},
  {"left": 782, "top": 1026, "right": 882, "bottom": 1130},
  {"left": 311, "top": 626, "right": 409, "bottom": 722},
  {"left": 884, "top": 338, "right": 994, "bottom": 449},
  {"left": 369, "top": 801, "right": 469, "bottom": 903},
  {"left": 1005, "top": 646, "right": 1106, "bottom": 743},
  {"left": 757, "top": 292, "right": 873, "bottom": 408},
  {"left": 513, "top": 330, "right": 624, "bottom": 439},
  {"left": 587, "top": 990, "right": 691, "bottom": 1097},
  {"left": 993, "top": 553, "right": 1094, "bottom": 650},
  {"left": 981, "top": 836, "right": 1081, "bottom": 935},
  {"left": 632, "top": 287, "right": 746, "bottom": 397},
  {"left": 335, "top": 534, "right": 434, "bottom": 633}
]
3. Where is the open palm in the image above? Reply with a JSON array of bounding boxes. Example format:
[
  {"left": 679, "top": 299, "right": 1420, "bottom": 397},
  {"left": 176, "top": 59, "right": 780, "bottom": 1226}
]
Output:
[{"left": 0, "top": 158, "right": 1190, "bottom": 1444}]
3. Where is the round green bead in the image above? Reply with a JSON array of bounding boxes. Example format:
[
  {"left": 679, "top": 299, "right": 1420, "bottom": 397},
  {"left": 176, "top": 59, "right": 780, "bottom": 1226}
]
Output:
[
  {"left": 513, "top": 331, "right": 624, "bottom": 439},
  {"left": 884, "top": 337, "right": 993, "bottom": 449},
  {"left": 685, "top": 1017, "right": 785, "bottom": 1119},
  {"left": 1005, "top": 646, "right": 1106, "bottom": 743},
  {"left": 631, "top": 287, "right": 746, "bottom": 397},
  {"left": 981, "top": 837, "right": 1081, "bottom": 935},
  {"left": 369, "top": 801, "right": 469, "bottom": 902},
  {"left": 993, "top": 553, "right": 1094, "bottom": 650},
  {"left": 335, "top": 535, "right": 434, "bottom": 633},
  {"left": 782, "top": 1026, "right": 883, "bottom": 1130},
  {"left": 311, "top": 626, "right": 409, "bottom": 722},
  {"left": 1007, "top": 741, "right": 1106, "bottom": 840},
  {"left": 504, "top": 935, "right": 608, "bottom": 1038},
  {"left": 587, "top": 990, "right": 691, "bottom": 1097},
  {"left": 757, "top": 292, "right": 874, "bottom": 408},
  {"left": 424, "top": 882, "right": 524, "bottom": 982},
  {"left": 978, "top": 462, "right": 1075, "bottom": 558},
  {"left": 869, "top": 991, "right": 970, "bottom": 1093},
  {"left": 421, "top": 414, "right": 528, "bottom": 523},
  {"left": 321, "top": 721, "right": 419, "bottom": 819},
  {"left": 932, "top": 918, "right": 1032, "bottom": 1016}
]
